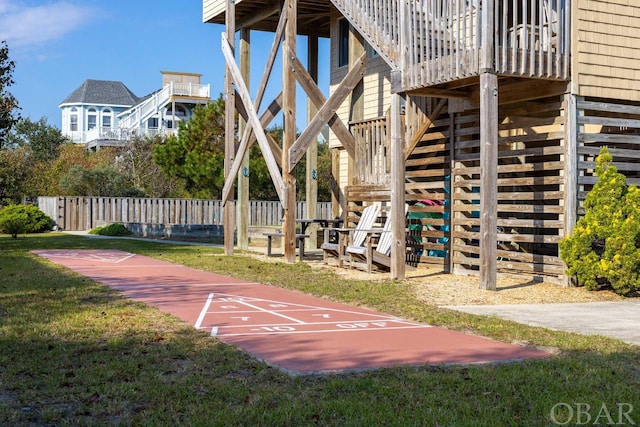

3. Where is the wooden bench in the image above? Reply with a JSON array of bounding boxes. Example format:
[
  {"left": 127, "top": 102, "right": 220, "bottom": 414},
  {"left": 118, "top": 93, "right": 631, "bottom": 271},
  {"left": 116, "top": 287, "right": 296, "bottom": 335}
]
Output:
[{"left": 263, "top": 232, "right": 310, "bottom": 259}]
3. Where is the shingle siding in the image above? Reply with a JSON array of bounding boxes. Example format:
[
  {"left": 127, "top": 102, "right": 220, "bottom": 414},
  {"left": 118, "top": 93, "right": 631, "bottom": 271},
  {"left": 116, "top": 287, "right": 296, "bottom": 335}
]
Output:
[{"left": 575, "top": 0, "right": 640, "bottom": 100}]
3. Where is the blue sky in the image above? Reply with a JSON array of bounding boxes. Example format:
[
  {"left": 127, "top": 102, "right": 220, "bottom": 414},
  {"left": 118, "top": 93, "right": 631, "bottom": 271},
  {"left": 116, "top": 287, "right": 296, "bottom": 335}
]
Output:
[{"left": 2, "top": 0, "right": 330, "bottom": 130}]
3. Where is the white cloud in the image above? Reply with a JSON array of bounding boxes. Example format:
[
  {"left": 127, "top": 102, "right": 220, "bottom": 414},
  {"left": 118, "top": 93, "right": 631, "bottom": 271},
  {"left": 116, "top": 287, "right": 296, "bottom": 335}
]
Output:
[{"left": 0, "top": 1, "right": 94, "bottom": 48}]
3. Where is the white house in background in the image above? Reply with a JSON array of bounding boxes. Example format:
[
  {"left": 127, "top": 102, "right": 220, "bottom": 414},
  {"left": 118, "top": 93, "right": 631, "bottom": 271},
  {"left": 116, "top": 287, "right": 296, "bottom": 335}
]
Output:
[{"left": 59, "top": 71, "right": 211, "bottom": 149}]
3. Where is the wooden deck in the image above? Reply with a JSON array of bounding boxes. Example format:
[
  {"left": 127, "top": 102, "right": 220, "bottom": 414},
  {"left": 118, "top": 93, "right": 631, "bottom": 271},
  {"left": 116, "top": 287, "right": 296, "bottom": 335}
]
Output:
[{"left": 205, "top": 0, "right": 570, "bottom": 92}]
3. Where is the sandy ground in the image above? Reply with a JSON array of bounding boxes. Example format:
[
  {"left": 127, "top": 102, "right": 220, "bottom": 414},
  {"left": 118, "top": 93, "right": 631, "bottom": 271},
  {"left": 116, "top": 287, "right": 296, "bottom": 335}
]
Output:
[{"left": 246, "top": 246, "right": 626, "bottom": 306}]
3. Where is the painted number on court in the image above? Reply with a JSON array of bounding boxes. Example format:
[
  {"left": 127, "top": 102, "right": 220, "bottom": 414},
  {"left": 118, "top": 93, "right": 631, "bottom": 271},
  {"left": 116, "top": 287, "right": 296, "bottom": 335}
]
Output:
[
  {"left": 336, "top": 322, "right": 388, "bottom": 329},
  {"left": 254, "top": 326, "right": 297, "bottom": 332}
]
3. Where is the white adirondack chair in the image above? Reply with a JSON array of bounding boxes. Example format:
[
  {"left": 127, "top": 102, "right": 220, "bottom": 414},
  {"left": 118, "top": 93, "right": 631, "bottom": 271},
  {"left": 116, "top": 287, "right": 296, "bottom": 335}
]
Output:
[
  {"left": 320, "top": 205, "right": 381, "bottom": 266},
  {"left": 346, "top": 204, "right": 411, "bottom": 273}
]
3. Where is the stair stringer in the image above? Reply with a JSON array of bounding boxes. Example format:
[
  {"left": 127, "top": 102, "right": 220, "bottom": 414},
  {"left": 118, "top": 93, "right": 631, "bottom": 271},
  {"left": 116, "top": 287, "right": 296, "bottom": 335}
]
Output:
[{"left": 330, "top": 0, "right": 401, "bottom": 72}]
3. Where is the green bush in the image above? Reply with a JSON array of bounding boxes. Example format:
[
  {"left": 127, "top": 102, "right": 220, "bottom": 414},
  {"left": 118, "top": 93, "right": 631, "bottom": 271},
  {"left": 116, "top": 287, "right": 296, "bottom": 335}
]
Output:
[
  {"left": 559, "top": 147, "right": 640, "bottom": 296},
  {"left": 0, "top": 204, "right": 53, "bottom": 238},
  {"left": 88, "top": 223, "right": 133, "bottom": 236}
]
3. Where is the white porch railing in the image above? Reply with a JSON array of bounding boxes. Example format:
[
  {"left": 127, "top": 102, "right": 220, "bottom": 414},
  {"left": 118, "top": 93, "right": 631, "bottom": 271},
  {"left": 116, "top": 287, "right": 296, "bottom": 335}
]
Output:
[
  {"left": 82, "top": 127, "right": 178, "bottom": 144},
  {"left": 117, "top": 82, "right": 210, "bottom": 130}
]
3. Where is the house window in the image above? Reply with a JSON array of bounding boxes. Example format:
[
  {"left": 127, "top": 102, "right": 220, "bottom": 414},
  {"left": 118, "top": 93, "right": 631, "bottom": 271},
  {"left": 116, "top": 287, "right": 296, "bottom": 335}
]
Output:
[
  {"left": 102, "top": 109, "right": 112, "bottom": 128},
  {"left": 148, "top": 118, "right": 158, "bottom": 129},
  {"left": 338, "top": 20, "right": 375, "bottom": 64},
  {"left": 338, "top": 18, "right": 349, "bottom": 67},
  {"left": 87, "top": 108, "right": 97, "bottom": 130},
  {"left": 70, "top": 108, "right": 78, "bottom": 132},
  {"left": 366, "top": 42, "right": 379, "bottom": 59}
]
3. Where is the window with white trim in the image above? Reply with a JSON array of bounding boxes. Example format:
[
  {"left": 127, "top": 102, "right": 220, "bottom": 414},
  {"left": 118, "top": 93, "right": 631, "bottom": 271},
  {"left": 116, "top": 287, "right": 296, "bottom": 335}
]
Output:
[
  {"left": 87, "top": 108, "right": 97, "bottom": 130},
  {"left": 102, "top": 109, "right": 112, "bottom": 128},
  {"left": 70, "top": 108, "right": 78, "bottom": 132}
]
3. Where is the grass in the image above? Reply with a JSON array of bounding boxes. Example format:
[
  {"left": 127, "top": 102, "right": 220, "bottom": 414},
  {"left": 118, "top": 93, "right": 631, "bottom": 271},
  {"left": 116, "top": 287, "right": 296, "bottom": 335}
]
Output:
[{"left": 0, "top": 233, "right": 639, "bottom": 426}]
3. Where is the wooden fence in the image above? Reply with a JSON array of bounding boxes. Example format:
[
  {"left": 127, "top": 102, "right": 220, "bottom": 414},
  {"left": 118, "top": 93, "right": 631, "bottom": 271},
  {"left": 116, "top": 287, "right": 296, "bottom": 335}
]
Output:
[{"left": 38, "top": 197, "right": 332, "bottom": 231}]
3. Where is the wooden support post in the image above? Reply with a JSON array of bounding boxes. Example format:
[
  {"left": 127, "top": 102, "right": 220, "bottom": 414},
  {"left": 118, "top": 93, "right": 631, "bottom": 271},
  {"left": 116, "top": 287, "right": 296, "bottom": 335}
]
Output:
[
  {"left": 562, "top": 93, "right": 578, "bottom": 286},
  {"left": 479, "top": 73, "right": 498, "bottom": 290},
  {"left": 282, "top": 0, "right": 297, "bottom": 263},
  {"left": 331, "top": 148, "right": 341, "bottom": 219},
  {"left": 223, "top": 0, "right": 236, "bottom": 255},
  {"left": 390, "top": 93, "right": 406, "bottom": 280},
  {"left": 448, "top": 112, "right": 455, "bottom": 274},
  {"left": 237, "top": 28, "right": 250, "bottom": 250},
  {"left": 306, "top": 32, "right": 319, "bottom": 248},
  {"left": 349, "top": 25, "right": 364, "bottom": 187},
  {"left": 479, "top": 0, "right": 496, "bottom": 290}
]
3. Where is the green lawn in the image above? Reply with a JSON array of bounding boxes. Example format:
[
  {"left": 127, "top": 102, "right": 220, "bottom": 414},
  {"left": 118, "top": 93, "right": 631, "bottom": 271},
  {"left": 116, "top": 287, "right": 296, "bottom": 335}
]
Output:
[{"left": 1, "top": 234, "right": 638, "bottom": 426}]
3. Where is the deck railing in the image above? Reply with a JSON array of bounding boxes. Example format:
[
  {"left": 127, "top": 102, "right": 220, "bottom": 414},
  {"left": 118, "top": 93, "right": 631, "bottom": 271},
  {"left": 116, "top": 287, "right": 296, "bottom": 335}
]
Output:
[
  {"left": 83, "top": 127, "right": 177, "bottom": 145},
  {"left": 350, "top": 117, "right": 391, "bottom": 185},
  {"left": 117, "top": 82, "right": 211, "bottom": 130},
  {"left": 332, "top": 0, "right": 570, "bottom": 91}
]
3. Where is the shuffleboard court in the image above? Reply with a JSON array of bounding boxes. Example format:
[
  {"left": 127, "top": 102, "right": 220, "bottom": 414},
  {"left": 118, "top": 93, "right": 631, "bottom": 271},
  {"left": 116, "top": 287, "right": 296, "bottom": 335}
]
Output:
[{"left": 33, "top": 249, "right": 549, "bottom": 374}]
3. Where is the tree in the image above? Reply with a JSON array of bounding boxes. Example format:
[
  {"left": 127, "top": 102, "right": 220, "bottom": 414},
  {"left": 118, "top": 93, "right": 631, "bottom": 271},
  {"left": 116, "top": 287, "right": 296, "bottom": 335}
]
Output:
[
  {"left": 115, "top": 135, "right": 188, "bottom": 198},
  {"left": 153, "top": 95, "right": 226, "bottom": 199},
  {"left": 247, "top": 125, "right": 332, "bottom": 201},
  {"left": 560, "top": 147, "right": 640, "bottom": 296},
  {"left": 0, "top": 41, "right": 20, "bottom": 148},
  {"left": 315, "top": 140, "right": 332, "bottom": 202},
  {"left": 59, "top": 165, "right": 144, "bottom": 197},
  {"left": 34, "top": 144, "right": 116, "bottom": 196},
  {"left": 248, "top": 125, "right": 281, "bottom": 200},
  {"left": 5, "top": 117, "right": 69, "bottom": 161},
  {"left": 0, "top": 147, "right": 30, "bottom": 204}
]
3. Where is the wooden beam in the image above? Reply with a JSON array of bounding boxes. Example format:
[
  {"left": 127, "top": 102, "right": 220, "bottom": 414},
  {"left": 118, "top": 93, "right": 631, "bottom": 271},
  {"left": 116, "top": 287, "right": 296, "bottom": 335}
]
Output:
[
  {"left": 331, "top": 148, "right": 341, "bottom": 219},
  {"left": 480, "top": 0, "right": 494, "bottom": 72},
  {"left": 236, "top": 0, "right": 281, "bottom": 29},
  {"left": 223, "top": 0, "right": 236, "bottom": 255},
  {"left": 390, "top": 93, "right": 405, "bottom": 280},
  {"left": 349, "top": 26, "right": 364, "bottom": 123},
  {"left": 404, "top": 98, "right": 447, "bottom": 160},
  {"left": 282, "top": 0, "right": 297, "bottom": 263},
  {"left": 306, "top": 31, "right": 319, "bottom": 249},
  {"left": 237, "top": 28, "right": 250, "bottom": 251},
  {"left": 234, "top": 91, "right": 248, "bottom": 125},
  {"left": 563, "top": 93, "right": 577, "bottom": 287},
  {"left": 406, "top": 87, "right": 471, "bottom": 99},
  {"left": 222, "top": 33, "right": 285, "bottom": 204},
  {"left": 251, "top": 6, "right": 287, "bottom": 112},
  {"left": 287, "top": 49, "right": 356, "bottom": 159},
  {"left": 471, "top": 80, "right": 568, "bottom": 107},
  {"left": 232, "top": 7, "right": 286, "bottom": 183},
  {"left": 479, "top": 72, "right": 498, "bottom": 290},
  {"left": 288, "top": 50, "right": 366, "bottom": 172},
  {"left": 221, "top": 94, "right": 283, "bottom": 204}
]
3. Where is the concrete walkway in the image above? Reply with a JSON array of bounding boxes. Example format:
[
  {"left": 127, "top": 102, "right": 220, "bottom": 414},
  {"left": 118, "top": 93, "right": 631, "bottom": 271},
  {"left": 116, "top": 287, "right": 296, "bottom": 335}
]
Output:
[{"left": 445, "top": 301, "right": 640, "bottom": 346}]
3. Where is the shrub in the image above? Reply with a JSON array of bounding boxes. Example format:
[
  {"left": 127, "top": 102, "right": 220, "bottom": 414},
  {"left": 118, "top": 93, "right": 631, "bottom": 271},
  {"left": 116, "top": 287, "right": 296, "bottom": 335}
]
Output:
[
  {"left": 559, "top": 147, "right": 640, "bottom": 296},
  {"left": 88, "top": 223, "right": 132, "bottom": 236},
  {"left": 0, "top": 204, "right": 53, "bottom": 238}
]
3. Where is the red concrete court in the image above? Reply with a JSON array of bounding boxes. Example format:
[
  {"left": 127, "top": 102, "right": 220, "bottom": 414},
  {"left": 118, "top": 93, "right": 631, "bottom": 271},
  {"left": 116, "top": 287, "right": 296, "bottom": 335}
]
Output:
[{"left": 33, "top": 249, "right": 549, "bottom": 374}]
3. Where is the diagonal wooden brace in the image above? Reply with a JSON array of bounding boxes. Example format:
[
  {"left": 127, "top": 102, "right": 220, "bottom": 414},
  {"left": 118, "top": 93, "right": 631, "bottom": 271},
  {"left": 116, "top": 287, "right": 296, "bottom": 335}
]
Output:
[
  {"left": 404, "top": 98, "right": 447, "bottom": 160},
  {"left": 221, "top": 93, "right": 283, "bottom": 204},
  {"left": 287, "top": 48, "right": 362, "bottom": 169},
  {"left": 222, "top": 33, "right": 286, "bottom": 205}
]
